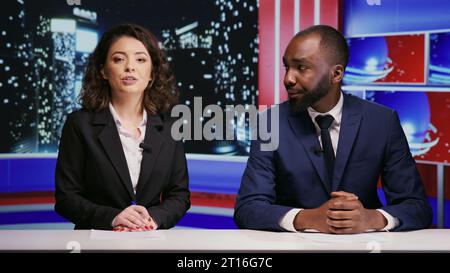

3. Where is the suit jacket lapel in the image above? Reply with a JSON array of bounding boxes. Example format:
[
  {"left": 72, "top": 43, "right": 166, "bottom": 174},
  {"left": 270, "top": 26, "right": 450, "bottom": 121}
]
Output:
[
  {"left": 332, "top": 95, "right": 362, "bottom": 191},
  {"left": 94, "top": 109, "right": 135, "bottom": 200},
  {"left": 288, "top": 111, "right": 331, "bottom": 193},
  {"left": 135, "top": 114, "right": 164, "bottom": 198}
]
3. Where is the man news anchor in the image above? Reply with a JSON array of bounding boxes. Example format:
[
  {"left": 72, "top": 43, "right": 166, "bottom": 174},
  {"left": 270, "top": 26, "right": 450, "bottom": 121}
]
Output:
[{"left": 234, "top": 25, "right": 432, "bottom": 233}]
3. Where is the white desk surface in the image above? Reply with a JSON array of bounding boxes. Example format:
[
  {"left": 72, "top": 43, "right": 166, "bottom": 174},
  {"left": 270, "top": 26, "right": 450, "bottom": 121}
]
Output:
[{"left": 0, "top": 229, "right": 449, "bottom": 252}]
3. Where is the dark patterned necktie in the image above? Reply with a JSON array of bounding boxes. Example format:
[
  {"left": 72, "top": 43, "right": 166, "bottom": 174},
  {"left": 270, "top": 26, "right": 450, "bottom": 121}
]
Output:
[{"left": 315, "top": 115, "right": 335, "bottom": 185}]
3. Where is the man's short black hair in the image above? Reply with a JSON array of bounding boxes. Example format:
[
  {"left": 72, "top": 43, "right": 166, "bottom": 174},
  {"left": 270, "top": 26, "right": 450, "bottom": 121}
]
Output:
[{"left": 294, "top": 25, "right": 349, "bottom": 68}]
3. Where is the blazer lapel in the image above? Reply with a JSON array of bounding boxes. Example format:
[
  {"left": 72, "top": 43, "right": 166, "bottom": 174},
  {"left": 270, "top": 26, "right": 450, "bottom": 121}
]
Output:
[
  {"left": 332, "top": 95, "right": 362, "bottom": 191},
  {"left": 135, "top": 114, "right": 164, "bottom": 198},
  {"left": 288, "top": 111, "right": 331, "bottom": 193},
  {"left": 94, "top": 110, "right": 135, "bottom": 200}
]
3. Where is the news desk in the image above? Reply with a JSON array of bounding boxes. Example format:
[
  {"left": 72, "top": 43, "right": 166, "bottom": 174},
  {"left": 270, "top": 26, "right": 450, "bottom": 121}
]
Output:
[{"left": 0, "top": 229, "right": 449, "bottom": 252}]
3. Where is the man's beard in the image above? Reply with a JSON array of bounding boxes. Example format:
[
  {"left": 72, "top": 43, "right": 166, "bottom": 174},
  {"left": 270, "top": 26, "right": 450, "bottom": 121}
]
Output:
[{"left": 288, "top": 75, "right": 331, "bottom": 114}]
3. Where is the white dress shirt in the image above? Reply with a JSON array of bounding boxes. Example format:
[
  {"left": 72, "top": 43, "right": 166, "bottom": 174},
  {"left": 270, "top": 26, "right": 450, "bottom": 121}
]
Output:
[
  {"left": 279, "top": 92, "right": 400, "bottom": 232},
  {"left": 109, "top": 103, "right": 147, "bottom": 195}
]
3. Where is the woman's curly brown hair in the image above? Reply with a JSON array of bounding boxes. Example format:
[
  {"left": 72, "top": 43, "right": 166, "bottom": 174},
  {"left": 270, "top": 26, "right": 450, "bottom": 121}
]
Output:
[{"left": 79, "top": 23, "right": 178, "bottom": 114}]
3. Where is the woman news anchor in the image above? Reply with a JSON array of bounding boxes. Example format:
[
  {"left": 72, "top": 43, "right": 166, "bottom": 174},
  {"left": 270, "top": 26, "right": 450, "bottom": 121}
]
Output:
[{"left": 55, "top": 23, "right": 190, "bottom": 231}]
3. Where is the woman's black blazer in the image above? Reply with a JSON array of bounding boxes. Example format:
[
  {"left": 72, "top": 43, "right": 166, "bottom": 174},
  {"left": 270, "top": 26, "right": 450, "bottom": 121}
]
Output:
[{"left": 54, "top": 108, "right": 190, "bottom": 229}]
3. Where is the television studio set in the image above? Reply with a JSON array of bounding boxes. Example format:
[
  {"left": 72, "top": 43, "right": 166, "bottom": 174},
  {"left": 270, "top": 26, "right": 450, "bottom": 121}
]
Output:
[{"left": 0, "top": 0, "right": 449, "bottom": 261}]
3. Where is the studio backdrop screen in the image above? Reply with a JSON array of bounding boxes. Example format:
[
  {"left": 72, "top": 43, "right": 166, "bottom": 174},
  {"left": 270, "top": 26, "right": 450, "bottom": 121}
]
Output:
[
  {"left": 0, "top": 0, "right": 258, "bottom": 156},
  {"left": 343, "top": 0, "right": 450, "bottom": 165}
]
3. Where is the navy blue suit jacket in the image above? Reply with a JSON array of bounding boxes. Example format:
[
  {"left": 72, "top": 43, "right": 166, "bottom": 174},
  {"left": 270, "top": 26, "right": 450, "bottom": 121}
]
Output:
[{"left": 234, "top": 93, "right": 432, "bottom": 231}]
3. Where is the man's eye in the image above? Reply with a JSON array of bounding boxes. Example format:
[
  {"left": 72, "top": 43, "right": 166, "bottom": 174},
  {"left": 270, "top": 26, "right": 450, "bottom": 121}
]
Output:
[{"left": 298, "top": 65, "right": 307, "bottom": 70}]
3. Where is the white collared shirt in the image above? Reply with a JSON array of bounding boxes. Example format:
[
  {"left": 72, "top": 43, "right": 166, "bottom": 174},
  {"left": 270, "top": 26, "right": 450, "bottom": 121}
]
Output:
[
  {"left": 109, "top": 103, "right": 147, "bottom": 195},
  {"left": 307, "top": 91, "right": 344, "bottom": 156},
  {"left": 279, "top": 92, "right": 399, "bottom": 232}
]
